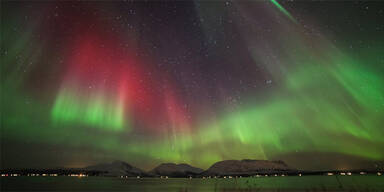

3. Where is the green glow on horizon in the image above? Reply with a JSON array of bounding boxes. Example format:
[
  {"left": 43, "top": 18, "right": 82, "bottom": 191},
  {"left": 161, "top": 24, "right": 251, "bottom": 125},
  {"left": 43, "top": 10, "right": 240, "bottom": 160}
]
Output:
[{"left": 136, "top": 53, "right": 384, "bottom": 167}]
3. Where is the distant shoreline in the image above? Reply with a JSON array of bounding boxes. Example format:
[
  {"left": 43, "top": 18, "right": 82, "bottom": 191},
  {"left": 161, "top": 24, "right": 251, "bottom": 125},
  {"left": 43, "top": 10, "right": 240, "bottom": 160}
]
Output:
[{"left": 1, "top": 168, "right": 382, "bottom": 178}]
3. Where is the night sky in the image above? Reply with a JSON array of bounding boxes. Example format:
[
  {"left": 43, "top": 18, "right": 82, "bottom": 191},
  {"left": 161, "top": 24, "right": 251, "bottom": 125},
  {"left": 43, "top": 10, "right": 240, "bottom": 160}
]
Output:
[{"left": 1, "top": 1, "right": 384, "bottom": 171}]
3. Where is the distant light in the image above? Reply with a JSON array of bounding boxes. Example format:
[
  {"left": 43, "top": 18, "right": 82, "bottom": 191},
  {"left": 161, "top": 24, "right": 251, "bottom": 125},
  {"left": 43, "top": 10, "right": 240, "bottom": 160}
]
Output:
[
  {"left": 378, "top": 172, "right": 382, "bottom": 176},
  {"left": 137, "top": 176, "right": 140, "bottom": 179},
  {"left": 347, "top": 172, "right": 352, "bottom": 176},
  {"left": 327, "top": 173, "right": 334, "bottom": 176},
  {"left": 299, "top": 174, "right": 302, "bottom": 176},
  {"left": 340, "top": 173, "right": 346, "bottom": 176},
  {"left": 360, "top": 172, "right": 366, "bottom": 175}
]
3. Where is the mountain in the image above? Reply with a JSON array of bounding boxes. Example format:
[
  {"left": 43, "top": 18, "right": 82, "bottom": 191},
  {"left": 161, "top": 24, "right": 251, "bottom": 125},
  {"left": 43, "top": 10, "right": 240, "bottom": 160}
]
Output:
[
  {"left": 202, "top": 159, "right": 295, "bottom": 176},
  {"left": 85, "top": 160, "right": 147, "bottom": 177},
  {"left": 271, "top": 152, "right": 384, "bottom": 171},
  {"left": 149, "top": 163, "right": 203, "bottom": 177}
]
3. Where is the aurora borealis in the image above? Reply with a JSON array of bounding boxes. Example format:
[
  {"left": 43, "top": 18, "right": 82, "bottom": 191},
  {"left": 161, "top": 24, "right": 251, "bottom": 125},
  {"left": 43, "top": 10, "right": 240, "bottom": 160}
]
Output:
[{"left": 1, "top": 1, "right": 384, "bottom": 171}]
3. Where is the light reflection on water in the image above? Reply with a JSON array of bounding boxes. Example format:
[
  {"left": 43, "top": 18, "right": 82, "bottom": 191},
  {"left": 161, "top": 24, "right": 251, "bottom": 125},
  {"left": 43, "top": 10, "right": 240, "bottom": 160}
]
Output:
[{"left": 1, "top": 175, "right": 384, "bottom": 192}]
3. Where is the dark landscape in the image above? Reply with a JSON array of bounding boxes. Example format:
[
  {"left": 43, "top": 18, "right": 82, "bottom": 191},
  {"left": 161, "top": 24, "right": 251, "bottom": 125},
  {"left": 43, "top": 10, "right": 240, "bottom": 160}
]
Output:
[
  {"left": 2, "top": 160, "right": 384, "bottom": 192},
  {"left": 1, "top": 159, "right": 383, "bottom": 178}
]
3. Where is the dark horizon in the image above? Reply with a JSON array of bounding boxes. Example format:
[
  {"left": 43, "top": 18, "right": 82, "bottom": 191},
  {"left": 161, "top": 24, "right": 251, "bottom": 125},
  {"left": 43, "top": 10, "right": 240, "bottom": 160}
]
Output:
[{"left": 2, "top": 157, "right": 384, "bottom": 173}]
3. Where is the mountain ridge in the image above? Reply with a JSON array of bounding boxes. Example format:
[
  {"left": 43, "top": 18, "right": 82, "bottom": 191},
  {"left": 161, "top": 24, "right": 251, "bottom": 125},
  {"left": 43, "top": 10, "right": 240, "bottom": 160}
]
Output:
[
  {"left": 201, "top": 159, "right": 295, "bottom": 176},
  {"left": 149, "top": 163, "right": 203, "bottom": 177},
  {"left": 85, "top": 160, "right": 148, "bottom": 177},
  {"left": 84, "top": 159, "right": 295, "bottom": 177},
  {"left": 3, "top": 159, "right": 383, "bottom": 177}
]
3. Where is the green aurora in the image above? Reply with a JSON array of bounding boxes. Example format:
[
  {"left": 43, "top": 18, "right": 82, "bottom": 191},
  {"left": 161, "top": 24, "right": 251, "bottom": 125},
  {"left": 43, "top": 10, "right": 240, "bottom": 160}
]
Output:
[{"left": 1, "top": 1, "right": 384, "bottom": 170}]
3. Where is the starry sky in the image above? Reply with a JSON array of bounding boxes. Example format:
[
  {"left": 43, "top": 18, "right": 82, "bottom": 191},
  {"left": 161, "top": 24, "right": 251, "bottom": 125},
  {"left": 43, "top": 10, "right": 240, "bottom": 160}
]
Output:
[{"left": 1, "top": 1, "right": 384, "bottom": 171}]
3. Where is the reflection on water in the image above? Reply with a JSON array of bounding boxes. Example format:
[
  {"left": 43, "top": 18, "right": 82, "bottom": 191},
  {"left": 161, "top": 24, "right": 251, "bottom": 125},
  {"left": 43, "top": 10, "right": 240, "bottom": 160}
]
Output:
[{"left": 1, "top": 176, "right": 384, "bottom": 191}]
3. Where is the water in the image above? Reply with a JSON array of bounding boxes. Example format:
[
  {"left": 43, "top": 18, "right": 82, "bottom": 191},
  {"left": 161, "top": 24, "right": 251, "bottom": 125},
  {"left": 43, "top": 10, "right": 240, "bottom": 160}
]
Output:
[{"left": 1, "top": 175, "right": 383, "bottom": 191}]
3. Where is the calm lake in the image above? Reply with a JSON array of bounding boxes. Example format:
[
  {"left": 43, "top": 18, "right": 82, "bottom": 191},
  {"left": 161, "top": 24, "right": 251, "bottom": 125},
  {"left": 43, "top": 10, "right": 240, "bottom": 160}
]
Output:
[{"left": 1, "top": 175, "right": 383, "bottom": 191}]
